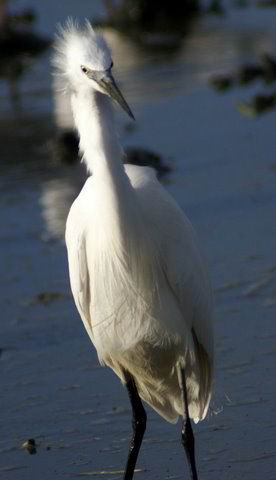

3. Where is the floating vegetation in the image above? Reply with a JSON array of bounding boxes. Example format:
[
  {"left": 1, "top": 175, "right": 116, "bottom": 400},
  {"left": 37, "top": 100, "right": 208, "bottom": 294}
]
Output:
[
  {"left": 210, "top": 54, "right": 276, "bottom": 90},
  {"left": 51, "top": 130, "right": 80, "bottom": 165},
  {"left": 125, "top": 146, "right": 171, "bottom": 178},
  {"left": 209, "top": 53, "right": 276, "bottom": 116},
  {"left": 236, "top": 64, "right": 264, "bottom": 85},
  {"left": 237, "top": 93, "right": 276, "bottom": 117},
  {"left": 209, "top": 75, "right": 233, "bottom": 92}
]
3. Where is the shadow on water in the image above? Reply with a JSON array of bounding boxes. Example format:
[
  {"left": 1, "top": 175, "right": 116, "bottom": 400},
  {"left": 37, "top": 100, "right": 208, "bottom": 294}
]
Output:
[{"left": 1, "top": 2, "right": 276, "bottom": 479}]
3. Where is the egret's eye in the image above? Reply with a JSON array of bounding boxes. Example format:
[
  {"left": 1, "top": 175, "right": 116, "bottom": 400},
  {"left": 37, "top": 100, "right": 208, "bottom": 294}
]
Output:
[{"left": 81, "top": 65, "right": 88, "bottom": 74}]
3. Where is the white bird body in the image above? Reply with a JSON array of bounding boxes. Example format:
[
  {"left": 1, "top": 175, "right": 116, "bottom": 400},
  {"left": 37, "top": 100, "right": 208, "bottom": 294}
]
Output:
[
  {"left": 65, "top": 90, "right": 213, "bottom": 424},
  {"left": 57, "top": 19, "right": 213, "bottom": 446}
]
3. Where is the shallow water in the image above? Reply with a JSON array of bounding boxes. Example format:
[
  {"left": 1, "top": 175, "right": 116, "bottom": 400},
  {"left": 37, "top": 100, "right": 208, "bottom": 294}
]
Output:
[{"left": 1, "top": 2, "right": 276, "bottom": 479}]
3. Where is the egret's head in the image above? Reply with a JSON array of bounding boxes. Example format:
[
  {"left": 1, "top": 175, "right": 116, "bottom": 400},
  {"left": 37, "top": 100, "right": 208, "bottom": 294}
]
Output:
[{"left": 54, "top": 19, "right": 134, "bottom": 119}]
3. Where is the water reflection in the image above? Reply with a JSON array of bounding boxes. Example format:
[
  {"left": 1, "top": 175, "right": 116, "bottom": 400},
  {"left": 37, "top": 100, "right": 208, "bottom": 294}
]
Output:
[{"left": 39, "top": 165, "right": 86, "bottom": 242}]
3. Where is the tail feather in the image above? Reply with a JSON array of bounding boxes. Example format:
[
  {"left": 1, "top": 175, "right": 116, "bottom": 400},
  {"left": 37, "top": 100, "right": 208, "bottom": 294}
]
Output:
[
  {"left": 103, "top": 334, "right": 213, "bottom": 424},
  {"left": 191, "top": 328, "right": 213, "bottom": 421}
]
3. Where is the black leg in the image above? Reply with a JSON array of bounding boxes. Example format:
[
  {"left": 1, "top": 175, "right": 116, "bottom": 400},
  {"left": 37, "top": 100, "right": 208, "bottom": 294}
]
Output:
[
  {"left": 180, "top": 368, "right": 199, "bottom": 480},
  {"left": 123, "top": 371, "right": 147, "bottom": 480}
]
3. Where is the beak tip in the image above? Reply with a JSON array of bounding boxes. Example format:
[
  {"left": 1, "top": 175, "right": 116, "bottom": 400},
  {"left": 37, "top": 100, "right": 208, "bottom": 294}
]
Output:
[{"left": 100, "top": 72, "right": 135, "bottom": 121}]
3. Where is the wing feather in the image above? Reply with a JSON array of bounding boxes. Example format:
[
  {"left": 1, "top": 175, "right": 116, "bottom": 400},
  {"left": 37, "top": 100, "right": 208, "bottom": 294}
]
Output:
[
  {"left": 65, "top": 199, "right": 93, "bottom": 342},
  {"left": 127, "top": 166, "right": 214, "bottom": 419},
  {"left": 127, "top": 167, "right": 214, "bottom": 359}
]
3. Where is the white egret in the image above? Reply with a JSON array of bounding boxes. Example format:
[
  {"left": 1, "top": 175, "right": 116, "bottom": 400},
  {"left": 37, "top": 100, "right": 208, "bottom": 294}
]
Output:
[{"left": 54, "top": 20, "right": 214, "bottom": 480}]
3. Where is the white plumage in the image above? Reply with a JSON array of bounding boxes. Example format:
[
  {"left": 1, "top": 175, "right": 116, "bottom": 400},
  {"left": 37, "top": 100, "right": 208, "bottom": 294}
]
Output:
[{"left": 56, "top": 20, "right": 213, "bottom": 430}]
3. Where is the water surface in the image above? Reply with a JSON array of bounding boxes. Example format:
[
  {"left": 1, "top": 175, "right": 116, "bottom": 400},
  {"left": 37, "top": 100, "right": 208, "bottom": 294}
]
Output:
[{"left": 1, "top": 3, "right": 276, "bottom": 479}]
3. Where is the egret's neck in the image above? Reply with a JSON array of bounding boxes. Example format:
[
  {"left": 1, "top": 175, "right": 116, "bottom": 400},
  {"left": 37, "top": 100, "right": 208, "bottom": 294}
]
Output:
[{"left": 71, "top": 89, "right": 124, "bottom": 177}]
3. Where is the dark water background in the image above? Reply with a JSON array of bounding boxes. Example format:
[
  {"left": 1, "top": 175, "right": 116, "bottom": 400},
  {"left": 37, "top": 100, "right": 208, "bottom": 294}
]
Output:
[{"left": 1, "top": 1, "right": 276, "bottom": 479}]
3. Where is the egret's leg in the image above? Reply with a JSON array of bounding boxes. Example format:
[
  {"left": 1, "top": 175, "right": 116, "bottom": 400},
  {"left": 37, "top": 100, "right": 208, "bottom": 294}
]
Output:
[
  {"left": 123, "top": 371, "right": 147, "bottom": 480},
  {"left": 180, "top": 368, "right": 199, "bottom": 480}
]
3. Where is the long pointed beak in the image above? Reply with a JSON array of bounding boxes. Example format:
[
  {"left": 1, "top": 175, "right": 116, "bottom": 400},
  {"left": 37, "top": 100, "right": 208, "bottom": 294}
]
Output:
[{"left": 89, "top": 71, "right": 135, "bottom": 120}]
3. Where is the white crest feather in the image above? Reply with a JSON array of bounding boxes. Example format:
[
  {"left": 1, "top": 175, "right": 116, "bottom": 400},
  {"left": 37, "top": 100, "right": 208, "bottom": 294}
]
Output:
[{"left": 53, "top": 18, "right": 111, "bottom": 89}]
